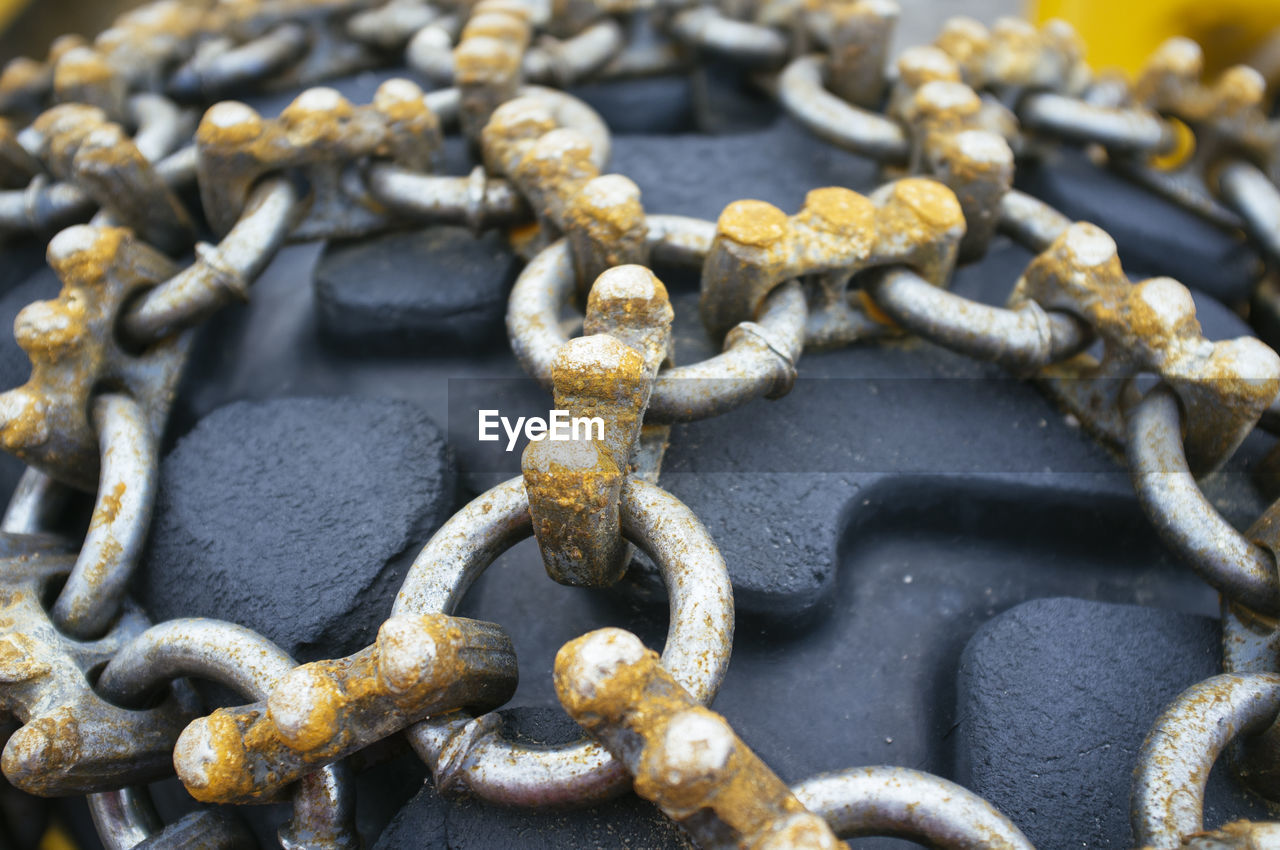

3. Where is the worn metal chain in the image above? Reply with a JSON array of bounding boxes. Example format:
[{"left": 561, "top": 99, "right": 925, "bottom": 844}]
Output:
[{"left": 0, "top": 0, "right": 1276, "bottom": 848}]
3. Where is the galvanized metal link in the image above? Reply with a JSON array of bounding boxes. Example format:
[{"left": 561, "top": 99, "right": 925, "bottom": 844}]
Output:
[
  {"left": 126, "top": 94, "right": 189, "bottom": 165},
  {"left": 1219, "top": 593, "right": 1280, "bottom": 804},
  {"left": 556, "top": 627, "right": 846, "bottom": 849},
  {"left": 89, "top": 789, "right": 251, "bottom": 850},
  {"left": 90, "top": 787, "right": 162, "bottom": 850},
  {"left": 1018, "top": 91, "right": 1176, "bottom": 156},
  {"left": 50, "top": 394, "right": 158, "bottom": 640},
  {"left": 1217, "top": 159, "right": 1280, "bottom": 271},
  {"left": 649, "top": 278, "right": 805, "bottom": 422},
  {"left": 863, "top": 267, "right": 1090, "bottom": 370},
  {"left": 169, "top": 24, "right": 310, "bottom": 101},
  {"left": 698, "top": 181, "right": 964, "bottom": 348},
  {"left": 1, "top": 467, "right": 69, "bottom": 536},
  {"left": 172, "top": 613, "right": 517, "bottom": 805},
  {"left": 524, "top": 265, "right": 673, "bottom": 588},
  {"left": 348, "top": 0, "right": 447, "bottom": 51},
  {"left": 791, "top": 767, "right": 1033, "bottom": 849},
  {"left": 121, "top": 175, "right": 299, "bottom": 343},
  {"left": 97, "top": 618, "right": 359, "bottom": 850},
  {"left": 1012, "top": 222, "right": 1280, "bottom": 475},
  {"left": 1127, "top": 386, "right": 1280, "bottom": 616},
  {"left": 668, "top": 6, "right": 789, "bottom": 68},
  {"left": 777, "top": 55, "right": 910, "bottom": 163},
  {"left": 364, "top": 163, "right": 529, "bottom": 233},
  {"left": 0, "top": 225, "right": 192, "bottom": 492},
  {"left": 522, "top": 19, "right": 625, "bottom": 87},
  {"left": 195, "top": 78, "right": 443, "bottom": 239},
  {"left": 0, "top": 538, "right": 196, "bottom": 796},
  {"left": 1131, "top": 672, "right": 1280, "bottom": 849},
  {"left": 393, "top": 474, "right": 733, "bottom": 807},
  {"left": 997, "top": 188, "right": 1070, "bottom": 253},
  {"left": 508, "top": 215, "right": 806, "bottom": 423}
]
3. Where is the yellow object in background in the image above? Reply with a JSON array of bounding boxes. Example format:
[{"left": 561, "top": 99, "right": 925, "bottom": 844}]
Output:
[
  {"left": 38, "top": 821, "right": 77, "bottom": 850},
  {"left": 0, "top": 0, "right": 30, "bottom": 35},
  {"left": 1033, "top": 0, "right": 1280, "bottom": 77}
]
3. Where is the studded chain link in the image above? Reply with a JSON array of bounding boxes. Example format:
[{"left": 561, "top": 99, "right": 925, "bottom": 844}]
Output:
[{"left": 0, "top": 1, "right": 1277, "bottom": 848}]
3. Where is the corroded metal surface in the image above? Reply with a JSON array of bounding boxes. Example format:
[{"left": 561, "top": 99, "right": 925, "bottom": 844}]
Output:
[
  {"left": 0, "top": 539, "right": 195, "bottom": 796},
  {"left": 1127, "top": 387, "right": 1280, "bottom": 615},
  {"left": 393, "top": 474, "right": 733, "bottom": 807},
  {"left": 480, "top": 91, "right": 634, "bottom": 281},
  {"left": 556, "top": 627, "right": 846, "bottom": 849},
  {"left": 194, "top": 78, "right": 442, "bottom": 238},
  {"left": 171, "top": 613, "right": 516, "bottom": 804},
  {"left": 0, "top": 225, "right": 190, "bottom": 492},
  {"left": 0, "top": 0, "right": 1278, "bottom": 846},
  {"left": 699, "top": 180, "right": 964, "bottom": 347},
  {"left": 96, "top": 618, "right": 359, "bottom": 849},
  {"left": 507, "top": 215, "right": 807, "bottom": 424},
  {"left": 26, "top": 102, "right": 193, "bottom": 249},
  {"left": 1014, "top": 223, "right": 1280, "bottom": 476},
  {"left": 524, "top": 264, "right": 672, "bottom": 587},
  {"left": 1131, "top": 673, "right": 1280, "bottom": 849}
]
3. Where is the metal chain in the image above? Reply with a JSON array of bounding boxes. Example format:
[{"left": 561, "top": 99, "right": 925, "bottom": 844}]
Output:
[{"left": 0, "top": 0, "right": 1277, "bottom": 848}]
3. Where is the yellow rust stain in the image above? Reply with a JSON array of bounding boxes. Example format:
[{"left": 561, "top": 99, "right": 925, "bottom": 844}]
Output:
[
  {"left": 52, "top": 50, "right": 114, "bottom": 88},
  {"left": 568, "top": 192, "right": 644, "bottom": 238},
  {"left": 887, "top": 178, "right": 964, "bottom": 231},
  {"left": 179, "top": 614, "right": 500, "bottom": 804},
  {"left": 800, "top": 187, "right": 876, "bottom": 237},
  {"left": 197, "top": 104, "right": 265, "bottom": 147},
  {"left": 717, "top": 200, "right": 789, "bottom": 247},
  {"left": 556, "top": 631, "right": 845, "bottom": 847},
  {"left": 1214, "top": 66, "right": 1265, "bottom": 113},
  {"left": 0, "top": 59, "right": 43, "bottom": 94},
  {"left": 373, "top": 83, "right": 436, "bottom": 127},
  {"left": 92, "top": 481, "right": 126, "bottom": 528},
  {"left": 0, "top": 391, "right": 50, "bottom": 453},
  {"left": 179, "top": 710, "right": 253, "bottom": 803}
]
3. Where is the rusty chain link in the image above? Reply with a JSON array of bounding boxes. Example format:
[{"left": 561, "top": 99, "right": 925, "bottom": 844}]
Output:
[{"left": 0, "top": 0, "right": 1277, "bottom": 847}]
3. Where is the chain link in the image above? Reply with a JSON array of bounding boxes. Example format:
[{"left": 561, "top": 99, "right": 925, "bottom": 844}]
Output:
[{"left": 0, "top": 0, "right": 1278, "bottom": 847}]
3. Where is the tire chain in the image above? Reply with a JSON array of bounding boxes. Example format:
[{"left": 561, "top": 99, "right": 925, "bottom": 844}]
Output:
[{"left": 0, "top": 1, "right": 1276, "bottom": 848}]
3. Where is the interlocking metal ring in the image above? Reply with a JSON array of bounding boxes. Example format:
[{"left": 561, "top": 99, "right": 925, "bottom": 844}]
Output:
[
  {"left": 793, "top": 767, "right": 1034, "bottom": 849},
  {"left": 392, "top": 474, "right": 734, "bottom": 807},
  {"left": 1131, "top": 672, "right": 1280, "bottom": 849},
  {"left": 507, "top": 214, "right": 806, "bottom": 424},
  {"left": 97, "top": 619, "right": 359, "bottom": 850}
]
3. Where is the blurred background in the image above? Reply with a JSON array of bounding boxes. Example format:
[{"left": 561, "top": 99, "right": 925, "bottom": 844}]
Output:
[{"left": 3, "top": 0, "right": 1280, "bottom": 78}]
